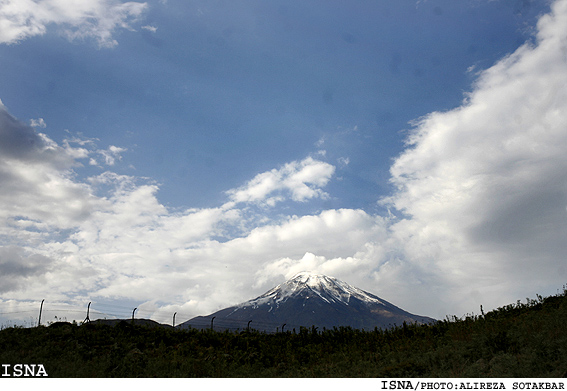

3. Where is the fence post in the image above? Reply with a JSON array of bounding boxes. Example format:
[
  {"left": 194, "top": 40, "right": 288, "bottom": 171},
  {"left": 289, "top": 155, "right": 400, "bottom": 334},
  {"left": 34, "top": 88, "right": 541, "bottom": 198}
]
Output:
[
  {"left": 84, "top": 302, "right": 91, "bottom": 324},
  {"left": 38, "top": 299, "right": 44, "bottom": 327}
]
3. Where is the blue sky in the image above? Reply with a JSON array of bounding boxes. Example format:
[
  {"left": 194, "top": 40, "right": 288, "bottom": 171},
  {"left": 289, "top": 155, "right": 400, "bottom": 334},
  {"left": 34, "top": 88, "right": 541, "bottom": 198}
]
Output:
[{"left": 1, "top": 0, "right": 567, "bottom": 326}]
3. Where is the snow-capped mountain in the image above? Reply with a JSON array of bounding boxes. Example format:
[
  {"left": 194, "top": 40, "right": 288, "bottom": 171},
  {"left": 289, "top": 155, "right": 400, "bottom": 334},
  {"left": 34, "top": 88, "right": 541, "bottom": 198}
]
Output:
[
  {"left": 177, "top": 272, "right": 435, "bottom": 332},
  {"left": 246, "top": 272, "right": 388, "bottom": 308}
]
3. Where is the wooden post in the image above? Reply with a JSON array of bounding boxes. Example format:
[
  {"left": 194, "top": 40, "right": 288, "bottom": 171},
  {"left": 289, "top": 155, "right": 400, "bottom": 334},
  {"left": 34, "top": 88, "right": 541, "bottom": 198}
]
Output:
[
  {"left": 84, "top": 302, "right": 91, "bottom": 324},
  {"left": 38, "top": 299, "right": 44, "bottom": 327}
]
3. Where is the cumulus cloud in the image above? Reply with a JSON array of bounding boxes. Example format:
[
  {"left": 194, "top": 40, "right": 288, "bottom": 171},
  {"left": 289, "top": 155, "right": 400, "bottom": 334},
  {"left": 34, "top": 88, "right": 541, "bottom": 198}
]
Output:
[
  {"left": 0, "top": 100, "right": 344, "bottom": 318},
  {"left": 0, "top": 246, "right": 54, "bottom": 293},
  {"left": 380, "top": 0, "right": 567, "bottom": 315},
  {"left": 1, "top": 102, "right": 57, "bottom": 163},
  {"left": 0, "top": 100, "right": 361, "bottom": 321},
  {"left": 0, "top": 102, "right": 96, "bottom": 237},
  {"left": 247, "top": 0, "right": 567, "bottom": 318},
  {"left": 226, "top": 156, "right": 336, "bottom": 207},
  {"left": 0, "top": 0, "right": 147, "bottom": 47}
]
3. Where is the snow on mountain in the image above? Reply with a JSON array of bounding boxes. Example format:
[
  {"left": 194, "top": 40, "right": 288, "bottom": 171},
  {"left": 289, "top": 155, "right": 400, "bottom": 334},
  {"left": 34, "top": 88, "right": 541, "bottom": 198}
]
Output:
[
  {"left": 177, "top": 272, "right": 436, "bottom": 332},
  {"left": 242, "top": 271, "right": 385, "bottom": 308}
]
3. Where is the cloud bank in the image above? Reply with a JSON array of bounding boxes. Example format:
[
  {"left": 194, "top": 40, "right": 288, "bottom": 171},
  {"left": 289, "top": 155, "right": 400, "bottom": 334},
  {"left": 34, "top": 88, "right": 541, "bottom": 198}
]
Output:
[
  {"left": 381, "top": 0, "right": 567, "bottom": 314},
  {"left": 0, "top": 98, "right": 347, "bottom": 320},
  {"left": 1, "top": 0, "right": 567, "bottom": 324}
]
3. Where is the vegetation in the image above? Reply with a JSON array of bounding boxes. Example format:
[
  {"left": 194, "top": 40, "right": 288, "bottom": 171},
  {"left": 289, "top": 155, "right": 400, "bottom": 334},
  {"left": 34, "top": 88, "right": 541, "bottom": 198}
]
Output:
[{"left": 2, "top": 288, "right": 567, "bottom": 377}]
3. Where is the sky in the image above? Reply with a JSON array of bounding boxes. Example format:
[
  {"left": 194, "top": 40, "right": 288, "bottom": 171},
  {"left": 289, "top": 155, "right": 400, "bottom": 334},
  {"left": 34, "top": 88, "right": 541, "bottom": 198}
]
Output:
[{"left": 0, "top": 0, "right": 566, "bottom": 327}]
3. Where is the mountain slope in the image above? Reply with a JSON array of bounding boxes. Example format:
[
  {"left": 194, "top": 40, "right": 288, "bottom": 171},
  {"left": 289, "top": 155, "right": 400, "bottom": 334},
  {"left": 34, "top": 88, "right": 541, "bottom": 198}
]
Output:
[{"left": 177, "top": 272, "right": 435, "bottom": 332}]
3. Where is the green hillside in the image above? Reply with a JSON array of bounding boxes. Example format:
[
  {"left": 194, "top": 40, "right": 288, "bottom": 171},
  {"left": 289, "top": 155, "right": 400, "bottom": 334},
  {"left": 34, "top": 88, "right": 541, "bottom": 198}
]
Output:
[{"left": 2, "top": 287, "right": 567, "bottom": 377}]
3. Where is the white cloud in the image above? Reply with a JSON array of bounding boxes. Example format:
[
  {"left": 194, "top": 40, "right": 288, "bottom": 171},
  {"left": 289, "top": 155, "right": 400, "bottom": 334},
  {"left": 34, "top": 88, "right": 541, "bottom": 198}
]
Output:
[
  {"left": 141, "top": 25, "right": 157, "bottom": 33},
  {"left": 0, "top": 0, "right": 147, "bottom": 47},
  {"left": 96, "top": 145, "right": 127, "bottom": 166},
  {"left": 380, "top": 0, "right": 567, "bottom": 316},
  {"left": 0, "top": 104, "right": 371, "bottom": 321},
  {"left": 0, "top": 102, "right": 97, "bottom": 236},
  {"left": 226, "top": 156, "right": 336, "bottom": 206},
  {"left": 30, "top": 118, "right": 46, "bottom": 128}
]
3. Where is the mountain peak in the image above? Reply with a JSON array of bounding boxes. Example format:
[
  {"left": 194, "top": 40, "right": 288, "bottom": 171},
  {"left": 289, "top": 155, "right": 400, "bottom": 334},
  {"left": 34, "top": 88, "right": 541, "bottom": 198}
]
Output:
[
  {"left": 243, "top": 272, "right": 385, "bottom": 308},
  {"left": 178, "top": 272, "right": 436, "bottom": 332},
  {"left": 288, "top": 271, "right": 334, "bottom": 287}
]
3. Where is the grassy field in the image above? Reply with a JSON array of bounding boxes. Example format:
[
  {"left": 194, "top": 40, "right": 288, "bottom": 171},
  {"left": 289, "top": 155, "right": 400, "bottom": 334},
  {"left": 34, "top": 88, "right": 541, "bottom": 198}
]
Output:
[{"left": 2, "top": 288, "right": 567, "bottom": 377}]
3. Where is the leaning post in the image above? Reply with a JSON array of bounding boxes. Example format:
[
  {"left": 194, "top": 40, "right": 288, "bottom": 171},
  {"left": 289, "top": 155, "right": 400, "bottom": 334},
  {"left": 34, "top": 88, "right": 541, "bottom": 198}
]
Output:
[
  {"left": 38, "top": 299, "right": 45, "bottom": 327},
  {"left": 84, "top": 302, "right": 91, "bottom": 324}
]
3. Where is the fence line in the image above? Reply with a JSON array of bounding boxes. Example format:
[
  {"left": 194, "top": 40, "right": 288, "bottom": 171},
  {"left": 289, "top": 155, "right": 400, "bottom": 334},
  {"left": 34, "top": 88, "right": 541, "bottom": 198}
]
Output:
[{"left": 0, "top": 300, "right": 308, "bottom": 332}]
